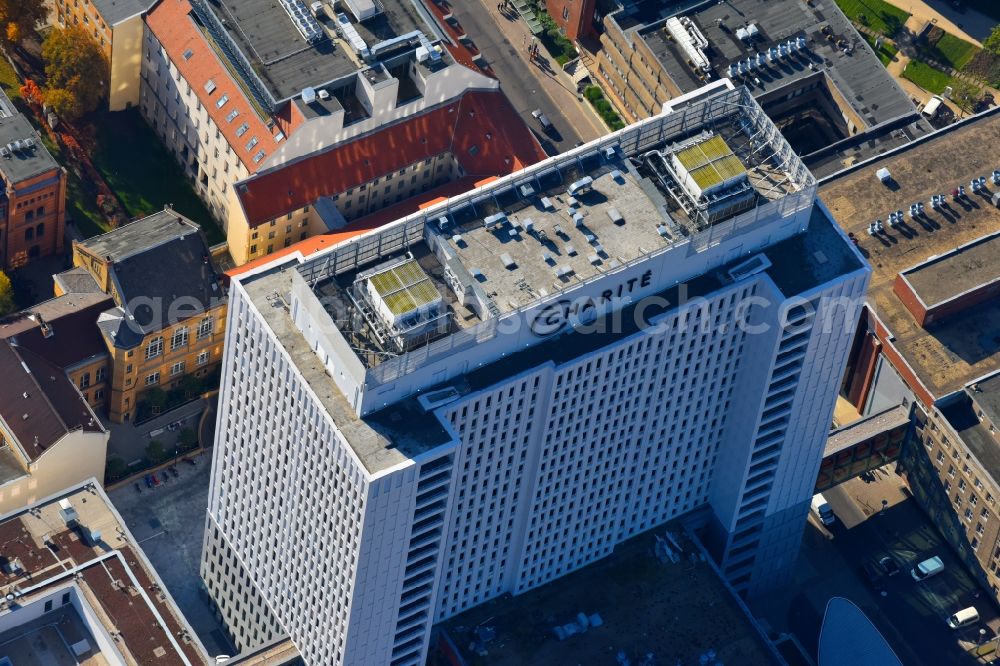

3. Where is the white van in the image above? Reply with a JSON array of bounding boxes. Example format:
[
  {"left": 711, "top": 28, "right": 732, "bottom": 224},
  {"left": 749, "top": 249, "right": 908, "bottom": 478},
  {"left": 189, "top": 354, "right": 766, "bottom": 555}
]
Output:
[
  {"left": 947, "top": 606, "right": 979, "bottom": 629},
  {"left": 921, "top": 95, "right": 944, "bottom": 119},
  {"left": 811, "top": 493, "right": 836, "bottom": 526},
  {"left": 911, "top": 555, "right": 945, "bottom": 581}
]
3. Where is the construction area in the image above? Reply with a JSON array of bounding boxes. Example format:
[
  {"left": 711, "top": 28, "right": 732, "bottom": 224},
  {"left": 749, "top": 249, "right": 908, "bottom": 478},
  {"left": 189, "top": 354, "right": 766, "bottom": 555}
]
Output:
[{"left": 431, "top": 528, "right": 779, "bottom": 666}]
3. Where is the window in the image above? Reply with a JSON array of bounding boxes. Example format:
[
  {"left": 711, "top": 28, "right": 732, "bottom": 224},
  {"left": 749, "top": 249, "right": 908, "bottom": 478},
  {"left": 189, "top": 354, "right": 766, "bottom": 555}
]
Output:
[
  {"left": 246, "top": 136, "right": 258, "bottom": 151},
  {"left": 171, "top": 327, "right": 188, "bottom": 350},
  {"left": 235, "top": 122, "right": 250, "bottom": 137},
  {"left": 216, "top": 94, "right": 229, "bottom": 108},
  {"left": 226, "top": 109, "right": 239, "bottom": 122},
  {"left": 95, "top": 389, "right": 104, "bottom": 401},
  {"left": 96, "top": 367, "right": 106, "bottom": 382},
  {"left": 79, "top": 372, "right": 91, "bottom": 389},
  {"left": 145, "top": 372, "right": 160, "bottom": 386},
  {"left": 197, "top": 351, "right": 210, "bottom": 366},
  {"left": 183, "top": 48, "right": 193, "bottom": 60},
  {"left": 170, "top": 361, "right": 185, "bottom": 376},
  {"left": 146, "top": 336, "right": 163, "bottom": 359},
  {"left": 204, "top": 79, "right": 216, "bottom": 93},
  {"left": 197, "top": 317, "right": 213, "bottom": 340},
  {"left": 253, "top": 149, "right": 266, "bottom": 163}
]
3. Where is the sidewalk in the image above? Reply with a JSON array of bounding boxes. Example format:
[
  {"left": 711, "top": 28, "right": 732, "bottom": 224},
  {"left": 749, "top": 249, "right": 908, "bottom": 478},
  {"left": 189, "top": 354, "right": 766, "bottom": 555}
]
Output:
[{"left": 481, "top": 1, "right": 606, "bottom": 141}]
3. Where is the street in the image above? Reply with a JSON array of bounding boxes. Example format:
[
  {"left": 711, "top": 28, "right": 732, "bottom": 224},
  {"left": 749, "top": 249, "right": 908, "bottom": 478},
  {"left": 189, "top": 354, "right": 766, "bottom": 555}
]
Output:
[
  {"left": 758, "top": 469, "right": 1000, "bottom": 666},
  {"left": 444, "top": 0, "right": 605, "bottom": 154},
  {"left": 108, "top": 451, "right": 234, "bottom": 659}
]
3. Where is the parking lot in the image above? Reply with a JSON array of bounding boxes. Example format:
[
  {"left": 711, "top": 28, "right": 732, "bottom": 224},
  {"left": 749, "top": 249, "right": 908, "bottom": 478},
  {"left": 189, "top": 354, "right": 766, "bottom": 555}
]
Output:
[
  {"left": 758, "top": 469, "right": 1000, "bottom": 665},
  {"left": 107, "top": 451, "right": 234, "bottom": 659}
]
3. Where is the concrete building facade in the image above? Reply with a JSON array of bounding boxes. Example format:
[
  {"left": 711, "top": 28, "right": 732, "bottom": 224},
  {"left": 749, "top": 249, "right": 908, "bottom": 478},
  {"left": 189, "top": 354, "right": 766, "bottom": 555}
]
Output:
[
  {"left": 52, "top": 0, "right": 151, "bottom": 110},
  {"left": 202, "top": 83, "right": 869, "bottom": 663}
]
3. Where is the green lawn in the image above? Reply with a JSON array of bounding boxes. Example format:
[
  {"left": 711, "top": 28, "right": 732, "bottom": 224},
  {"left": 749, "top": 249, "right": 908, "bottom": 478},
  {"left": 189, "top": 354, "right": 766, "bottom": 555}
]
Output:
[
  {"left": 862, "top": 32, "right": 899, "bottom": 66},
  {"left": 835, "top": 0, "right": 911, "bottom": 37},
  {"left": 90, "top": 109, "right": 223, "bottom": 244},
  {"left": 929, "top": 32, "right": 979, "bottom": 70},
  {"left": 0, "top": 55, "right": 20, "bottom": 102},
  {"left": 902, "top": 60, "right": 954, "bottom": 94}
]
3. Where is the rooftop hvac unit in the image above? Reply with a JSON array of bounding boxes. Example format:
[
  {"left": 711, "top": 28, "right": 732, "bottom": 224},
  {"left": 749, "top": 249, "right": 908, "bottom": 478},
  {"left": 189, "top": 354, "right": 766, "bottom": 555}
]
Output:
[
  {"left": 58, "top": 498, "right": 79, "bottom": 524},
  {"left": 573, "top": 212, "right": 585, "bottom": 227},
  {"left": 484, "top": 212, "right": 507, "bottom": 229},
  {"left": 22, "top": 137, "right": 34, "bottom": 149},
  {"left": 567, "top": 176, "right": 593, "bottom": 197},
  {"left": 318, "top": 89, "right": 330, "bottom": 100},
  {"left": 540, "top": 197, "right": 554, "bottom": 211},
  {"left": 607, "top": 208, "right": 624, "bottom": 225},
  {"left": 0, "top": 147, "right": 9, "bottom": 158},
  {"left": 501, "top": 253, "right": 516, "bottom": 269},
  {"left": 343, "top": 0, "right": 379, "bottom": 21},
  {"left": 302, "top": 87, "right": 317, "bottom": 104}
]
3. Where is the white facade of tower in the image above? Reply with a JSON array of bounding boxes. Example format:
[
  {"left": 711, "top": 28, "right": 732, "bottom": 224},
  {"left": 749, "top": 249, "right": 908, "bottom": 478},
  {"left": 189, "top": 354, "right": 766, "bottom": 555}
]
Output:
[{"left": 201, "top": 83, "right": 870, "bottom": 664}]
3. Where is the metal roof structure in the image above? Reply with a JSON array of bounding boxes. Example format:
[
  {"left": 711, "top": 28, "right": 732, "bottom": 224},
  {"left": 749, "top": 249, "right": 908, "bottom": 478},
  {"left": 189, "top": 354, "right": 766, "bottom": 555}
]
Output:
[
  {"left": 674, "top": 134, "right": 747, "bottom": 195},
  {"left": 368, "top": 258, "right": 441, "bottom": 319}
]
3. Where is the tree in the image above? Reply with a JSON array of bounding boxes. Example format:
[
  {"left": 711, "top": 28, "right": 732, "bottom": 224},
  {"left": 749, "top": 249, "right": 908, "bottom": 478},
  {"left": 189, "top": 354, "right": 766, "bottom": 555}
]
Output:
[
  {"left": 950, "top": 80, "right": 981, "bottom": 113},
  {"left": 44, "top": 88, "right": 80, "bottom": 120},
  {"left": 0, "top": 271, "right": 14, "bottom": 317},
  {"left": 42, "top": 26, "right": 108, "bottom": 119},
  {"left": 19, "top": 79, "right": 42, "bottom": 106},
  {"left": 179, "top": 427, "right": 199, "bottom": 451},
  {"left": 985, "top": 25, "right": 1000, "bottom": 56},
  {"left": 146, "top": 440, "right": 166, "bottom": 464},
  {"left": 0, "top": 0, "right": 45, "bottom": 44},
  {"left": 105, "top": 457, "right": 127, "bottom": 481}
]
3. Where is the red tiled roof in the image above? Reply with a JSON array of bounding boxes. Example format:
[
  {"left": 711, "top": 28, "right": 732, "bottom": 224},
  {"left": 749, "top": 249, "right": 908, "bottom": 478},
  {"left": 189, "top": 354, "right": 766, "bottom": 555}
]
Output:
[
  {"left": 236, "top": 90, "right": 546, "bottom": 228},
  {"left": 228, "top": 176, "right": 483, "bottom": 279},
  {"left": 145, "top": 0, "right": 279, "bottom": 171},
  {"left": 420, "top": 0, "right": 494, "bottom": 76}
]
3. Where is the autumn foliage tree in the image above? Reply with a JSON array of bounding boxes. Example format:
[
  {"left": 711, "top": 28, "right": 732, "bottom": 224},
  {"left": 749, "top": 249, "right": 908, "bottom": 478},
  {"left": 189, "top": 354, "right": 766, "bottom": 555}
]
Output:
[
  {"left": 42, "top": 26, "right": 108, "bottom": 120},
  {"left": 0, "top": 0, "right": 45, "bottom": 45},
  {"left": 18, "top": 79, "right": 42, "bottom": 106},
  {"left": 0, "top": 271, "right": 15, "bottom": 317}
]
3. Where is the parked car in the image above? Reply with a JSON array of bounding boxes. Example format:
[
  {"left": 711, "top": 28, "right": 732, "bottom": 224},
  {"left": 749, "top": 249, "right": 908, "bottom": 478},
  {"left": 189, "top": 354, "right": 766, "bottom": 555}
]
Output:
[
  {"left": 947, "top": 606, "right": 980, "bottom": 629},
  {"left": 144, "top": 474, "right": 154, "bottom": 489},
  {"left": 911, "top": 555, "right": 945, "bottom": 581},
  {"left": 861, "top": 560, "right": 883, "bottom": 589},
  {"left": 151, "top": 473, "right": 161, "bottom": 488},
  {"left": 879, "top": 555, "right": 900, "bottom": 576},
  {"left": 531, "top": 108, "right": 553, "bottom": 133},
  {"left": 811, "top": 493, "right": 836, "bottom": 526}
]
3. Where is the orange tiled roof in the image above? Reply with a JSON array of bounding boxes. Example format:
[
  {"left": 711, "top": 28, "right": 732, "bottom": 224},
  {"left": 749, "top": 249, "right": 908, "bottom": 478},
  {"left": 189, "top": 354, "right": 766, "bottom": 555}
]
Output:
[
  {"left": 235, "top": 89, "right": 546, "bottom": 228},
  {"left": 145, "top": 0, "right": 280, "bottom": 171}
]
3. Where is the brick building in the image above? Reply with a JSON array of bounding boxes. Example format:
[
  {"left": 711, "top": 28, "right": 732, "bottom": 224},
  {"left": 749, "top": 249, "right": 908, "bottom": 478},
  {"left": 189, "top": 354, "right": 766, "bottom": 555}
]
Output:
[
  {"left": 0, "top": 91, "right": 66, "bottom": 271},
  {"left": 822, "top": 109, "right": 1000, "bottom": 607},
  {"left": 547, "top": 0, "right": 597, "bottom": 40}
]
